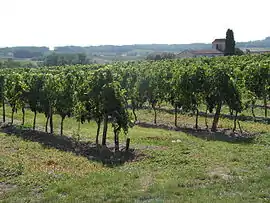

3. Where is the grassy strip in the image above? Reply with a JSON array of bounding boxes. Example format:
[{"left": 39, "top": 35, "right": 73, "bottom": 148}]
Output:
[{"left": 1, "top": 106, "right": 270, "bottom": 202}]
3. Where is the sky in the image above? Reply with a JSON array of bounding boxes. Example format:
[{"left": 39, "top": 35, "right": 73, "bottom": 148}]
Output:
[{"left": 0, "top": 0, "right": 269, "bottom": 48}]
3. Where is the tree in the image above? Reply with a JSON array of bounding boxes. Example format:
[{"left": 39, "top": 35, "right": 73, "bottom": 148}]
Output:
[
  {"left": 235, "top": 48, "right": 244, "bottom": 56},
  {"left": 224, "top": 29, "right": 236, "bottom": 56},
  {"left": 78, "top": 53, "right": 88, "bottom": 64},
  {"left": 146, "top": 52, "right": 176, "bottom": 61}
]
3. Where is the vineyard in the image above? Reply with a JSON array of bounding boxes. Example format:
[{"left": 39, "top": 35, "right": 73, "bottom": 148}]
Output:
[
  {"left": 0, "top": 54, "right": 269, "bottom": 146},
  {"left": 1, "top": 54, "right": 270, "bottom": 202}
]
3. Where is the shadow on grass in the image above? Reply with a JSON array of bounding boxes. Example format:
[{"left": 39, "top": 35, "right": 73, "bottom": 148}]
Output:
[
  {"left": 137, "top": 122, "right": 256, "bottom": 144},
  {"left": 0, "top": 124, "right": 144, "bottom": 167}
]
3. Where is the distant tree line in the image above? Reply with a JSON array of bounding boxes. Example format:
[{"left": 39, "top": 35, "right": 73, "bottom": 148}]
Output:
[
  {"left": 0, "top": 35, "right": 269, "bottom": 62},
  {"left": 0, "top": 47, "right": 49, "bottom": 59},
  {"left": 0, "top": 53, "right": 92, "bottom": 68},
  {"left": 146, "top": 52, "right": 176, "bottom": 61},
  {"left": 43, "top": 53, "right": 92, "bottom": 66},
  {"left": 237, "top": 36, "right": 270, "bottom": 48},
  {"left": 0, "top": 59, "right": 39, "bottom": 69}
]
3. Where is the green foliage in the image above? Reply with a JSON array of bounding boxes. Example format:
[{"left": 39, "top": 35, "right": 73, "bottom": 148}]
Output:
[
  {"left": 244, "top": 61, "right": 270, "bottom": 117},
  {"left": 0, "top": 59, "right": 38, "bottom": 69},
  {"left": 0, "top": 46, "right": 49, "bottom": 59},
  {"left": 146, "top": 52, "right": 176, "bottom": 61},
  {"left": 5, "top": 74, "right": 26, "bottom": 110},
  {"left": 235, "top": 48, "right": 245, "bottom": 56},
  {"left": 43, "top": 52, "right": 91, "bottom": 66},
  {"left": 0, "top": 54, "right": 269, "bottom": 141}
]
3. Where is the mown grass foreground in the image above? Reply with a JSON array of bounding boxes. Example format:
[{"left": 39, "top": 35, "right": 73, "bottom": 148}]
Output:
[{"left": 1, "top": 108, "right": 270, "bottom": 202}]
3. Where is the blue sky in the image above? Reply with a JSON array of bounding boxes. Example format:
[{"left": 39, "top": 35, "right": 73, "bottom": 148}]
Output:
[{"left": 0, "top": 0, "right": 269, "bottom": 48}]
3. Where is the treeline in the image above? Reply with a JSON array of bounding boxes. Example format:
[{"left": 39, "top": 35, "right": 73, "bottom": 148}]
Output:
[
  {"left": 237, "top": 37, "right": 270, "bottom": 48},
  {"left": 42, "top": 53, "right": 92, "bottom": 66},
  {"left": 53, "top": 37, "right": 270, "bottom": 54},
  {"left": 146, "top": 52, "right": 176, "bottom": 61},
  {"left": 0, "top": 53, "right": 93, "bottom": 69},
  {"left": 1, "top": 36, "right": 269, "bottom": 60},
  {"left": 0, "top": 59, "right": 39, "bottom": 69},
  {"left": 54, "top": 44, "right": 212, "bottom": 54},
  {"left": 0, "top": 54, "right": 269, "bottom": 150},
  {"left": 0, "top": 47, "right": 49, "bottom": 59}
]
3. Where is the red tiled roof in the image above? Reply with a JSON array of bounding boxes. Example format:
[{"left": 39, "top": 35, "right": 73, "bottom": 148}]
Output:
[{"left": 212, "top": 38, "right": 226, "bottom": 43}]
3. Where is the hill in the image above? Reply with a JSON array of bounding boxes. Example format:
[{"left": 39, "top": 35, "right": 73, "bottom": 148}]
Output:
[{"left": 0, "top": 36, "right": 269, "bottom": 62}]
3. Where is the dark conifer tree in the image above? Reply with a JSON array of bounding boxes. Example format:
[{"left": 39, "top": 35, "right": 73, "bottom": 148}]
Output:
[{"left": 224, "top": 29, "right": 236, "bottom": 56}]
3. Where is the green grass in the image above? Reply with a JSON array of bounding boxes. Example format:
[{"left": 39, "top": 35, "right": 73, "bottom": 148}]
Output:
[
  {"left": 137, "top": 108, "right": 270, "bottom": 134},
  {"left": 1, "top": 106, "right": 270, "bottom": 202}
]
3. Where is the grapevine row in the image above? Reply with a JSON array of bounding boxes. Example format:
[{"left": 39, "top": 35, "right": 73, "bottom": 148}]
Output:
[{"left": 0, "top": 54, "right": 269, "bottom": 149}]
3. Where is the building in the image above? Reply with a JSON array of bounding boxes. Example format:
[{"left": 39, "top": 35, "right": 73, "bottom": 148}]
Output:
[
  {"left": 212, "top": 39, "right": 226, "bottom": 52},
  {"left": 177, "top": 49, "right": 224, "bottom": 58},
  {"left": 177, "top": 38, "right": 226, "bottom": 58}
]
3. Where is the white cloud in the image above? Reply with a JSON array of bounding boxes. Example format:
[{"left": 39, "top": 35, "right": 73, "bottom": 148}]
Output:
[{"left": 0, "top": 0, "right": 269, "bottom": 47}]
